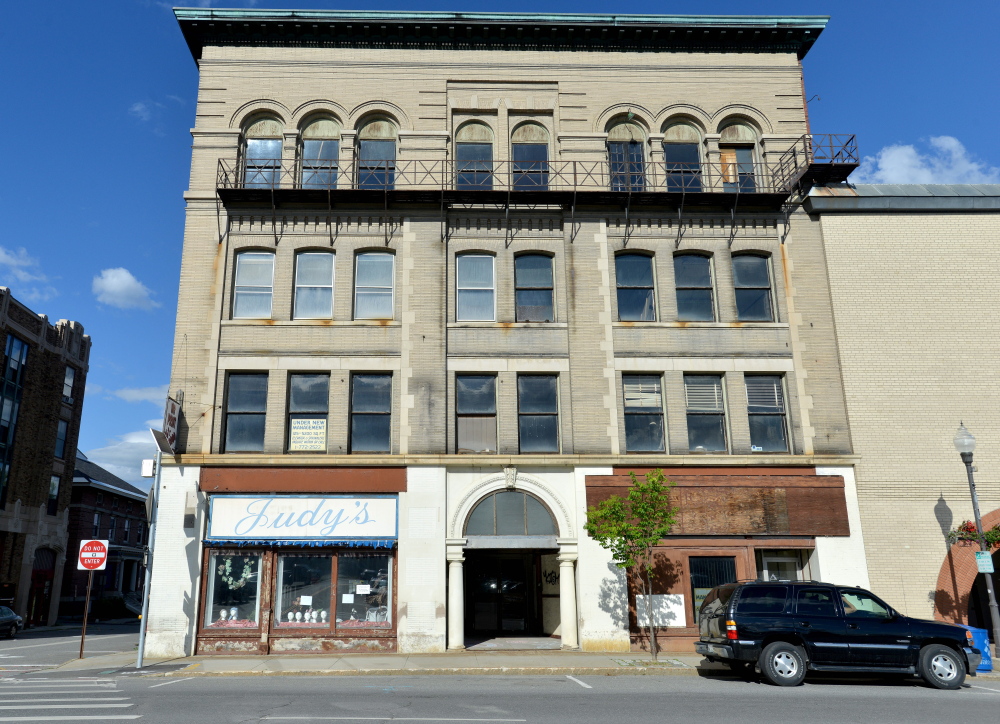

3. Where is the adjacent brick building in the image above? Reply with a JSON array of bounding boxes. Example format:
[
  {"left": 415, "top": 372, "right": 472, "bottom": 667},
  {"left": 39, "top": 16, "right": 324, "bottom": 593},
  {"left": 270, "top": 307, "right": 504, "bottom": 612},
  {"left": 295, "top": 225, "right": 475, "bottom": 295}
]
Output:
[
  {"left": 61, "top": 456, "right": 148, "bottom": 619},
  {"left": 0, "top": 287, "right": 89, "bottom": 626},
  {"left": 146, "top": 9, "right": 868, "bottom": 658}
]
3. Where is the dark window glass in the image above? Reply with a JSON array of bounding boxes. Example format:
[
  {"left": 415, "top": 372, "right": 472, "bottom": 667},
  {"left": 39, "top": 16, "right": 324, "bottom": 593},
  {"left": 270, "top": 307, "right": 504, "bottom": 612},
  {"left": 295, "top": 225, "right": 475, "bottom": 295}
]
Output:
[
  {"left": 623, "top": 375, "right": 665, "bottom": 452},
  {"left": 663, "top": 143, "right": 702, "bottom": 191},
  {"left": 608, "top": 141, "right": 644, "bottom": 192},
  {"left": 456, "top": 375, "right": 497, "bottom": 454},
  {"left": 92, "top": 513, "right": 100, "bottom": 537},
  {"left": 0, "top": 335, "right": 28, "bottom": 509},
  {"left": 302, "top": 139, "right": 339, "bottom": 189},
  {"left": 674, "top": 255, "right": 715, "bottom": 321},
  {"left": 517, "top": 375, "right": 558, "bottom": 453},
  {"left": 205, "top": 553, "right": 262, "bottom": 628},
  {"left": 456, "top": 143, "right": 493, "bottom": 190},
  {"left": 464, "top": 491, "right": 556, "bottom": 536},
  {"left": 735, "top": 585, "right": 788, "bottom": 614},
  {"left": 746, "top": 375, "right": 788, "bottom": 453},
  {"left": 288, "top": 374, "right": 329, "bottom": 453},
  {"left": 276, "top": 555, "right": 333, "bottom": 628},
  {"left": 615, "top": 254, "right": 655, "bottom": 321},
  {"left": 513, "top": 143, "right": 548, "bottom": 190},
  {"left": 244, "top": 138, "right": 282, "bottom": 188},
  {"left": 358, "top": 140, "right": 395, "bottom": 189},
  {"left": 733, "top": 255, "right": 773, "bottom": 322},
  {"left": 721, "top": 146, "right": 756, "bottom": 192},
  {"left": 515, "top": 255, "right": 554, "bottom": 322},
  {"left": 796, "top": 588, "right": 838, "bottom": 618},
  {"left": 54, "top": 419, "right": 68, "bottom": 459},
  {"left": 350, "top": 374, "right": 391, "bottom": 452},
  {"left": 690, "top": 557, "right": 736, "bottom": 612},
  {"left": 225, "top": 374, "right": 268, "bottom": 452},
  {"left": 685, "top": 375, "right": 727, "bottom": 452},
  {"left": 336, "top": 555, "right": 392, "bottom": 628},
  {"left": 47, "top": 475, "right": 60, "bottom": 516},
  {"left": 62, "top": 366, "right": 75, "bottom": 403}
]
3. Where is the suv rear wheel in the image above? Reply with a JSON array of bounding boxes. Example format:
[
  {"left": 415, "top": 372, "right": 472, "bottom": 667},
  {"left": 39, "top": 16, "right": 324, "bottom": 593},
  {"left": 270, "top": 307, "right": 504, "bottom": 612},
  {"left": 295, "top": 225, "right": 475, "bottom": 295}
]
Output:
[
  {"left": 759, "top": 641, "right": 807, "bottom": 686},
  {"left": 918, "top": 644, "right": 965, "bottom": 690}
]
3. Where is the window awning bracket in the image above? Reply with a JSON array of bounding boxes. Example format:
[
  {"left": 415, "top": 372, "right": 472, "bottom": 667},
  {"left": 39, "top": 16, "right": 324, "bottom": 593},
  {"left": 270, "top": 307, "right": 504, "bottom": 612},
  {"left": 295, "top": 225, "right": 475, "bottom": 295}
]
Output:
[
  {"left": 674, "top": 193, "right": 687, "bottom": 249},
  {"left": 622, "top": 191, "right": 633, "bottom": 246},
  {"left": 727, "top": 196, "right": 740, "bottom": 247},
  {"left": 270, "top": 189, "right": 280, "bottom": 245},
  {"left": 568, "top": 189, "right": 578, "bottom": 243}
]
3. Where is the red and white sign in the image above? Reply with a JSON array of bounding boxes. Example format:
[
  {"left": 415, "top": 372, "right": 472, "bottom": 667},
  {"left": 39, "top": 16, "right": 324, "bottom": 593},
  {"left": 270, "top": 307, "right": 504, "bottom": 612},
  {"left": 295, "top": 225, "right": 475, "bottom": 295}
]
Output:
[{"left": 77, "top": 540, "right": 109, "bottom": 571}]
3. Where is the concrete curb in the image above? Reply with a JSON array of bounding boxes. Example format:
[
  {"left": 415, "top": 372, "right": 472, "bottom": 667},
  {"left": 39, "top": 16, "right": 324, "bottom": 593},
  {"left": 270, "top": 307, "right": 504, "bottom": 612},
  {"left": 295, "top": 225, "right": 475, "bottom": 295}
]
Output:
[{"left": 161, "top": 666, "right": 699, "bottom": 678}]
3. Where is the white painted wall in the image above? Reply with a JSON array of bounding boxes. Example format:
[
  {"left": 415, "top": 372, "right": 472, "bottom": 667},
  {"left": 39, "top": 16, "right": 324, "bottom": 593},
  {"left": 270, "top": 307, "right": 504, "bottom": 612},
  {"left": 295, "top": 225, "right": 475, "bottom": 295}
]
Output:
[{"left": 812, "top": 466, "right": 871, "bottom": 589}]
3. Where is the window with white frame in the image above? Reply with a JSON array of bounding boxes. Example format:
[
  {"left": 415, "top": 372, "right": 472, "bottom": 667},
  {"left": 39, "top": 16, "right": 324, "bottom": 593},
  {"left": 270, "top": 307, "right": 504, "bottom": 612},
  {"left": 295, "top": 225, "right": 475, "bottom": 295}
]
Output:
[
  {"left": 294, "top": 252, "right": 335, "bottom": 319},
  {"left": 354, "top": 252, "right": 394, "bottom": 320},
  {"left": 684, "top": 374, "right": 727, "bottom": 452},
  {"left": 746, "top": 375, "right": 788, "bottom": 453},
  {"left": 233, "top": 251, "right": 275, "bottom": 319},
  {"left": 456, "top": 254, "right": 495, "bottom": 321}
]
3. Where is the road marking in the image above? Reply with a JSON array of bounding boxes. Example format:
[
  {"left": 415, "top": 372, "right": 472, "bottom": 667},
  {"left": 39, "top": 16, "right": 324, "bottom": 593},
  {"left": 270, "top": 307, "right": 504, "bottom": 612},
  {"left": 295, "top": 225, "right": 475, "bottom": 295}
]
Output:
[
  {"left": 0, "top": 698, "right": 129, "bottom": 704},
  {"left": 0, "top": 635, "right": 133, "bottom": 651},
  {"left": 0, "top": 704, "right": 133, "bottom": 710},
  {"left": 0, "top": 717, "right": 140, "bottom": 722},
  {"left": 565, "top": 675, "right": 592, "bottom": 689},
  {"left": 969, "top": 684, "right": 1000, "bottom": 694},
  {"left": 148, "top": 677, "right": 194, "bottom": 688},
  {"left": 0, "top": 691, "right": 118, "bottom": 696},
  {"left": 264, "top": 719, "right": 527, "bottom": 722}
]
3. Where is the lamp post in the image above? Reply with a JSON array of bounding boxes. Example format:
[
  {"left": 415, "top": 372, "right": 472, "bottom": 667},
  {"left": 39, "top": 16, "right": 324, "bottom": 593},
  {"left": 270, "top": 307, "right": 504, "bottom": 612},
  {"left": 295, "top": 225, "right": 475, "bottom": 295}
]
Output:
[{"left": 953, "top": 423, "right": 1000, "bottom": 657}]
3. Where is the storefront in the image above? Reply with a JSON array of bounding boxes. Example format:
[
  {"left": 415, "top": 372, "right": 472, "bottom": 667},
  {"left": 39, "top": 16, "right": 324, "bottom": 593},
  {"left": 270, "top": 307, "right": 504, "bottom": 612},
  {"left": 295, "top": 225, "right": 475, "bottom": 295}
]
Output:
[{"left": 196, "top": 494, "right": 398, "bottom": 654}]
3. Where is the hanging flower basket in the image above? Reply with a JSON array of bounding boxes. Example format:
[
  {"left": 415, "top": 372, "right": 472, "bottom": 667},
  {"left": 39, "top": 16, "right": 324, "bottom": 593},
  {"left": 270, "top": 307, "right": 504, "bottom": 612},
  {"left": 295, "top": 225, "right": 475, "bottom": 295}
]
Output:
[{"left": 947, "top": 521, "right": 1000, "bottom": 547}]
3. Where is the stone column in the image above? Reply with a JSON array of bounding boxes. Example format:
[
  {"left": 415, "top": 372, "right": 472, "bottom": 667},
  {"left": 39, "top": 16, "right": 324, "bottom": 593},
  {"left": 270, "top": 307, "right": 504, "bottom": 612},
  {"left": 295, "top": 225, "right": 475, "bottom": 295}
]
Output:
[
  {"left": 447, "top": 554, "right": 465, "bottom": 650},
  {"left": 558, "top": 553, "right": 579, "bottom": 649}
]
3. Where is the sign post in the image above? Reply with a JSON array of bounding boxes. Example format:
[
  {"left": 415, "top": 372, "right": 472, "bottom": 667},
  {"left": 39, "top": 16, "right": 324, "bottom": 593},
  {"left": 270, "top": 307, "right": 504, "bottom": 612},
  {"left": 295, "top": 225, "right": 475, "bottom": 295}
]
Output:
[{"left": 77, "top": 540, "right": 108, "bottom": 659}]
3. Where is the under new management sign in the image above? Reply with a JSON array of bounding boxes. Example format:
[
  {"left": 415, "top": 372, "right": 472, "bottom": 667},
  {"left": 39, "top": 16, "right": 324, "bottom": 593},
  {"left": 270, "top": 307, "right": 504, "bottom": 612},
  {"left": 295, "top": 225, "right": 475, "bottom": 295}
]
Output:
[{"left": 207, "top": 495, "right": 397, "bottom": 541}]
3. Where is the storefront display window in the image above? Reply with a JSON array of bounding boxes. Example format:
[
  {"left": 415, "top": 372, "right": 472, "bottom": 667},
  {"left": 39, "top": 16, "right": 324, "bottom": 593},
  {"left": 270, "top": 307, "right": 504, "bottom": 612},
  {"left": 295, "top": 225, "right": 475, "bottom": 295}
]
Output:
[
  {"left": 689, "top": 556, "right": 736, "bottom": 613},
  {"left": 276, "top": 555, "right": 332, "bottom": 627},
  {"left": 204, "top": 552, "right": 262, "bottom": 628},
  {"left": 336, "top": 554, "right": 392, "bottom": 629}
]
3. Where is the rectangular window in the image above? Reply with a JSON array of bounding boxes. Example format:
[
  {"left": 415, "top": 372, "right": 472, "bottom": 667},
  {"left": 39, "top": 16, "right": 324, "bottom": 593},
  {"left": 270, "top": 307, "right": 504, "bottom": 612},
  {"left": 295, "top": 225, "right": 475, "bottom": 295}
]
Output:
[
  {"left": 244, "top": 139, "right": 282, "bottom": 188},
  {"left": 354, "top": 253, "right": 394, "bottom": 320},
  {"left": 358, "top": 140, "right": 396, "bottom": 190},
  {"left": 302, "top": 139, "right": 339, "bottom": 189},
  {"left": 517, "top": 375, "right": 559, "bottom": 453},
  {"left": 204, "top": 552, "right": 263, "bottom": 628},
  {"left": 623, "top": 375, "right": 665, "bottom": 452},
  {"left": 96, "top": 492, "right": 103, "bottom": 504},
  {"left": 287, "top": 373, "right": 329, "bottom": 452},
  {"left": 336, "top": 554, "right": 392, "bottom": 629},
  {"left": 47, "top": 475, "right": 60, "bottom": 516},
  {"left": 62, "top": 366, "right": 76, "bottom": 403},
  {"left": 732, "top": 255, "right": 774, "bottom": 322},
  {"left": 608, "top": 141, "right": 644, "bottom": 192},
  {"left": 514, "top": 255, "right": 554, "bottom": 322},
  {"left": 350, "top": 374, "right": 391, "bottom": 453},
  {"left": 124, "top": 519, "right": 131, "bottom": 542},
  {"left": 126, "top": 501, "right": 133, "bottom": 514},
  {"left": 689, "top": 556, "right": 736, "bottom": 612},
  {"left": 54, "top": 419, "right": 68, "bottom": 459},
  {"left": 233, "top": 252, "right": 275, "bottom": 319},
  {"left": 746, "top": 375, "right": 788, "bottom": 453},
  {"left": 112, "top": 496, "right": 119, "bottom": 510},
  {"left": 92, "top": 512, "right": 100, "bottom": 538},
  {"left": 294, "top": 252, "right": 335, "bottom": 319},
  {"left": 224, "top": 374, "right": 268, "bottom": 452},
  {"left": 456, "top": 143, "right": 493, "bottom": 191},
  {"left": 456, "top": 254, "right": 495, "bottom": 321},
  {"left": 137, "top": 522, "right": 144, "bottom": 545},
  {"left": 109, "top": 516, "right": 117, "bottom": 541},
  {"left": 735, "top": 585, "right": 788, "bottom": 615},
  {"left": 663, "top": 143, "right": 702, "bottom": 192},
  {"left": 512, "top": 143, "right": 548, "bottom": 190},
  {"left": 721, "top": 147, "right": 756, "bottom": 192},
  {"left": 674, "top": 255, "right": 715, "bottom": 322},
  {"left": 615, "top": 254, "right": 656, "bottom": 321},
  {"left": 685, "top": 374, "right": 727, "bottom": 452},
  {"left": 456, "top": 375, "right": 497, "bottom": 454},
  {"left": 276, "top": 554, "right": 333, "bottom": 628}
]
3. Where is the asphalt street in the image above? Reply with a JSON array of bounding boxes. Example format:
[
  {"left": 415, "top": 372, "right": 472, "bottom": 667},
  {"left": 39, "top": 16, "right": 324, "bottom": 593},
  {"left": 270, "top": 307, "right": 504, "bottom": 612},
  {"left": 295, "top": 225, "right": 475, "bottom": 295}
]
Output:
[{"left": 0, "top": 621, "right": 140, "bottom": 674}]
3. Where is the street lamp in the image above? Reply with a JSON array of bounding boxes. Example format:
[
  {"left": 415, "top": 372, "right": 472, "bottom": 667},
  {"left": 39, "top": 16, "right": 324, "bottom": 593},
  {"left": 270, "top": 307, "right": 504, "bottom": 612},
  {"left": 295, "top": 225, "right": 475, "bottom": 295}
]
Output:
[{"left": 953, "top": 423, "right": 1000, "bottom": 657}]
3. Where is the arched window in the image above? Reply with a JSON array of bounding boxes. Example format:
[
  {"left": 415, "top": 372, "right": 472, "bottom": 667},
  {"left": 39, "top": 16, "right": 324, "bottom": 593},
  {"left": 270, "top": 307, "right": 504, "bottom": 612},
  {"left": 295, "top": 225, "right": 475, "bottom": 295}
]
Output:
[
  {"left": 242, "top": 116, "right": 283, "bottom": 188},
  {"left": 719, "top": 121, "right": 758, "bottom": 193},
  {"left": 732, "top": 254, "right": 773, "bottom": 321},
  {"left": 514, "top": 254, "right": 554, "bottom": 322},
  {"left": 233, "top": 251, "right": 275, "bottom": 319},
  {"left": 607, "top": 120, "right": 645, "bottom": 192},
  {"left": 465, "top": 491, "right": 557, "bottom": 536},
  {"left": 674, "top": 254, "right": 715, "bottom": 321},
  {"left": 456, "top": 253, "right": 495, "bottom": 321},
  {"left": 357, "top": 118, "right": 397, "bottom": 189},
  {"left": 663, "top": 122, "right": 702, "bottom": 192},
  {"left": 455, "top": 122, "right": 494, "bottom": 191},
  {"left": 300, "top": 116, "right": 340, "bottom": 189},
  {"left": 511, "top": 122, "right": 549, "bottom": 190},
  {"left": 615, "top": 253, "right": 655, "bottom": 321}
]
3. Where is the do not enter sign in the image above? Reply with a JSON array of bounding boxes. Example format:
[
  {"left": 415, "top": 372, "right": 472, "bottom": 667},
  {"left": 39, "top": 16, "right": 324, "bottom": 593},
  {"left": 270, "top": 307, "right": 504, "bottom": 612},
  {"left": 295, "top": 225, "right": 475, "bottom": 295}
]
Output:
[{"left": 77, "top": 540, "right": 109, "bottom": 571}]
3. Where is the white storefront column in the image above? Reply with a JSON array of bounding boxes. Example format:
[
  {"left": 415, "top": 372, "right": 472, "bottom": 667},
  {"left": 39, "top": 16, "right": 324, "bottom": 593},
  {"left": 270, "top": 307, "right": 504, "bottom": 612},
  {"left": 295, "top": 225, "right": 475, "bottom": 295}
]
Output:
[
  {"left": 558, "top": 549, "right": 579, "bottom": 649},
  {"left": 446, "top": 540, "right": 467, "bottom": 650}
]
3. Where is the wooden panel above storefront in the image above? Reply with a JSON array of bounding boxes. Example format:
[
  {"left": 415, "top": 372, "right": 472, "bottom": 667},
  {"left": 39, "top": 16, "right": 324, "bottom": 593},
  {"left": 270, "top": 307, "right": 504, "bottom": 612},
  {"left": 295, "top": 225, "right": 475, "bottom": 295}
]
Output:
[
  {"left": 199, "top": 467, "right": 407, "bottom": 493},
  {"left": 585, "top": 473, "right": 849, "bottom": 537}
]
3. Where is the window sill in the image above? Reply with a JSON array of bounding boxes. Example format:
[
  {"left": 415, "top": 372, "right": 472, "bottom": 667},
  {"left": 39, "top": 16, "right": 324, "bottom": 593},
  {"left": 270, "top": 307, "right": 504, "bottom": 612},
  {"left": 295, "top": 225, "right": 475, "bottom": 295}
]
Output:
[
  {"left": 448, "top": 322, "right": 568, "bottom": 329},
  {"left": 223, "top": 319, "right": 401, "bottom": 327},
  {"left": 614, "top": 321, "right": 788, "bottom": 329}
]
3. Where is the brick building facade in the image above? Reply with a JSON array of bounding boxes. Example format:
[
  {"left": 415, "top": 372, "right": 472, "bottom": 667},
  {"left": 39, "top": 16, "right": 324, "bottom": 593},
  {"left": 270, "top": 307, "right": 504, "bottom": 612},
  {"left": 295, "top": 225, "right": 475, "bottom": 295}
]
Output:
[
  {"left": 145, "top": 10, "right": 868, "bottom": 658},
  {"left": 0, "top": 287, "right": 89, "bottom": 626}
]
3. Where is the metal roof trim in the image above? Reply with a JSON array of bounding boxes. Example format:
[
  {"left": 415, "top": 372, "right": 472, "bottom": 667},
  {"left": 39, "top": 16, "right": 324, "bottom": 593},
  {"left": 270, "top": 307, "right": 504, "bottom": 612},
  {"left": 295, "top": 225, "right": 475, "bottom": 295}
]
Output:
[{"left": 804, "top": 184, "right": 1000, "bottom": 213}]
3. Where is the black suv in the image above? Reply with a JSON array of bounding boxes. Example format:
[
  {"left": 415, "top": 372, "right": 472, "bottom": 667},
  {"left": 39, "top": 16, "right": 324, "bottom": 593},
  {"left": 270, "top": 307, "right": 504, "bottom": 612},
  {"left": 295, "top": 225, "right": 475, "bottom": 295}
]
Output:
[{"left": 694, "top": 581, "right": 982, "bottom": 689}]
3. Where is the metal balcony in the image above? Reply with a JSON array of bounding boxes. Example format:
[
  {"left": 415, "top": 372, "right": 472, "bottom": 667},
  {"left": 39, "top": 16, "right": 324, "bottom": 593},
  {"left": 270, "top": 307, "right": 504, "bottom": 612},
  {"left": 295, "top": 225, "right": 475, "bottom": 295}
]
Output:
[{"left": 775, "top": 134, "right": 860, "bottom": 189}]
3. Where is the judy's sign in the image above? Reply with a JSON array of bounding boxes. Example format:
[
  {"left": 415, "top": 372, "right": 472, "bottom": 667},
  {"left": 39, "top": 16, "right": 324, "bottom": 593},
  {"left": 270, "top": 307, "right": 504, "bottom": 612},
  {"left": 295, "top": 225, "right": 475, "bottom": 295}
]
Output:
[{"left": 207, "top": 495, "right": 397, "bottom": 541}]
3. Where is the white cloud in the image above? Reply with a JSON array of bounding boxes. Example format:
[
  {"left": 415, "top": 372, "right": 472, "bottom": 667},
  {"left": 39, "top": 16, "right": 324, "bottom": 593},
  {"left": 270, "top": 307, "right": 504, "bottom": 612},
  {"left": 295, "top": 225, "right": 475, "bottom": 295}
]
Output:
[
  {"left": 852, "top": 136, "right": 1000, "bottom": 184},
  {"left": 111, "top": 385, "right": 169, "bottom": 405},
  {"left": 129, "top": 102, "right": 153, "bottom": 122},
  {"left": 92, "top": 268, "right": 161, "bottom": 310},
  {"left": 85, "top": 429, "right": 157, "bottom": 490},
  {"left": 0, "top": 246, "right": 58, "bottom": 303}
]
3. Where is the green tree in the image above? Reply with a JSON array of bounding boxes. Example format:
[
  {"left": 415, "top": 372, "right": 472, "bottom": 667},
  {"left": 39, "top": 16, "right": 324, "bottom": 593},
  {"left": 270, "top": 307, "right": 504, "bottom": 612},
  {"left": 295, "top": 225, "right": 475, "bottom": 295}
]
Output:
[{"left": 584, "top": 469, "right": 677, "bottom": 661}]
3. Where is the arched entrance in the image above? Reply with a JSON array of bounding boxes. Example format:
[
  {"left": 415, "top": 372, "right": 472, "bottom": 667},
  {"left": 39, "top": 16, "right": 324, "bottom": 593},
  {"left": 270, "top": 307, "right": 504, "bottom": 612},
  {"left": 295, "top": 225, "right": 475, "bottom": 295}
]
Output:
[
  {"left": 933, "top": 506, "right": 1000, "bottom": 639},
  {"left": 27, "top": 548, "right": 56, "bottom": 627}
]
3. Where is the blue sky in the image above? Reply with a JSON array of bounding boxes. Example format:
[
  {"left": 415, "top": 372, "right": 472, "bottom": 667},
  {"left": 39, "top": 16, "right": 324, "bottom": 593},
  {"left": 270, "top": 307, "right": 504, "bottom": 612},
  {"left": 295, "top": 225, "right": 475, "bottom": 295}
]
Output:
[{"left": 2, "top": 0, "right": 997, "bottom": 485}]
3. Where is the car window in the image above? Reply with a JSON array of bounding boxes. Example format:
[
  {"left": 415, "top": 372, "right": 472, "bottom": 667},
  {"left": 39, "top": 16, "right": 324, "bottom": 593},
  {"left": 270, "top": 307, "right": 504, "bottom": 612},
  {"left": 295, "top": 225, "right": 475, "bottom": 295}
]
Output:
[
  {"left": 735, "top": 585, "right": 788, "bottom": 614},
  {"left": 0, "top": 607, "right": 10, "bottom": 616},
  {"left": 840, "top": 589, "right": 891, "bottom": 618},
  {"left": 795, "top": 588, "right": 838, "bottom": 617}
]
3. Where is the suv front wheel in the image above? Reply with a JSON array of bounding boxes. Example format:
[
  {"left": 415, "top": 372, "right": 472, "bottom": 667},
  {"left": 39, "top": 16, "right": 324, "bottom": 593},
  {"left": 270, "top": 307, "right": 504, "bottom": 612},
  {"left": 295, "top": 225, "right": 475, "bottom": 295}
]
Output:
[
  {"left": 918, "top": 644, "right": 966, "bottom": 690},
  {"left": 759, "top": 641, "right": 807, "bottom": 686}
]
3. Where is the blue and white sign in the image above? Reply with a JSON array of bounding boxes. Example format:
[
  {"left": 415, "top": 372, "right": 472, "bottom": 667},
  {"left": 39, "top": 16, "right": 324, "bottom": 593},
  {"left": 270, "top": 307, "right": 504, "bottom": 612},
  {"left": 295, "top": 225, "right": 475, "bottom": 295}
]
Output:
[
  {"left": 976, "top": 551, "right": 995, "bottom": 574},
  {"left": 207, "top": 495, "right": 397, "bottom": 541}
]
